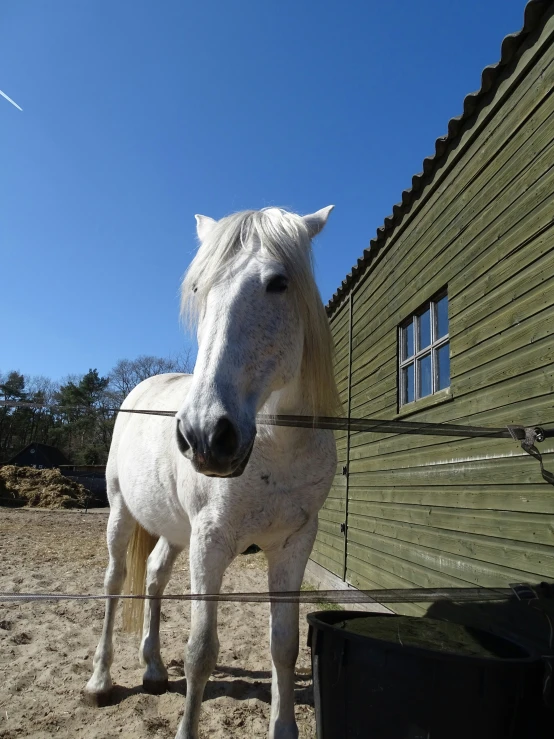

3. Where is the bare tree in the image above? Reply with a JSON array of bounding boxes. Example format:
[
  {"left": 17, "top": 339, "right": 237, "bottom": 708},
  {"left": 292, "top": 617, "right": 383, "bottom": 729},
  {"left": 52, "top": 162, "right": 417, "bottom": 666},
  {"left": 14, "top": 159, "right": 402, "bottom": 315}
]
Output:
[
  {"left": 107, "top": 359, "right": 135, "bottom": 402},
  {"left": 172, "top": 349, "right": 195, "bottom": 374},
  {"left": 108, "top": 350, "right": 194, "bottom": 404},
  {"left": 26, "top": 375, "right": 59, "bottom": 405}
]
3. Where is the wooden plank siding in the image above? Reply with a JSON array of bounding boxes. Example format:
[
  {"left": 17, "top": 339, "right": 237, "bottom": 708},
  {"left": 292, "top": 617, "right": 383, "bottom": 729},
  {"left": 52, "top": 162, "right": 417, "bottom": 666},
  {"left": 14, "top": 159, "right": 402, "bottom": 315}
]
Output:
[{"left": 312, "top": 5, "right": 554, "bottom": 607}]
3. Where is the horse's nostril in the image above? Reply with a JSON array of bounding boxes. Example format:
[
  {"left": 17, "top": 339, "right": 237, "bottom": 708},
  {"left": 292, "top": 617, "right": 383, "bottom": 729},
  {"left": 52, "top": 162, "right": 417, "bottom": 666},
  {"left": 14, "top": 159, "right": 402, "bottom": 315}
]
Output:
[
  {"left": 211, "top": 417, "right": 239, "bottom": 459},
  {"left": 176, "top": 420, "right": 191, "bottom": 456}
]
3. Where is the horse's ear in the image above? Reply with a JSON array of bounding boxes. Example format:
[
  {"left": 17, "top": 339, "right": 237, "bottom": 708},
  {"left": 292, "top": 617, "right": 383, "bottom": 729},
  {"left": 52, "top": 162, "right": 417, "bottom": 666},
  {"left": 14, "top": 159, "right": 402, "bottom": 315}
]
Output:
[
  {"left": 303, "top": 205, "right": 334, "bottom": 238},
  {"left": 195, "top": 214, "right": 217, "bottom": 242}
]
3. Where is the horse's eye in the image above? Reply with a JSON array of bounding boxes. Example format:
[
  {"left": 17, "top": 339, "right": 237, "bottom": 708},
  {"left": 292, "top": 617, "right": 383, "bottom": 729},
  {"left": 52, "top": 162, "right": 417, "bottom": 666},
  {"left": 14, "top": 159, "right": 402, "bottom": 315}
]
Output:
[{"left": 266, "top": 276, "right": 288, "bottom": 293}]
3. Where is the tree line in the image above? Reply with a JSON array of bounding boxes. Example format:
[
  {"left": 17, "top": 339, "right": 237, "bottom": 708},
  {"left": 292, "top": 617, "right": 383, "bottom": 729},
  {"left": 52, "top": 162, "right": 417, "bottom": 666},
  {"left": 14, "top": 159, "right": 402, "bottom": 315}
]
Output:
[{"left": 0, "top": 352, "right": 193, "bottom": 465}]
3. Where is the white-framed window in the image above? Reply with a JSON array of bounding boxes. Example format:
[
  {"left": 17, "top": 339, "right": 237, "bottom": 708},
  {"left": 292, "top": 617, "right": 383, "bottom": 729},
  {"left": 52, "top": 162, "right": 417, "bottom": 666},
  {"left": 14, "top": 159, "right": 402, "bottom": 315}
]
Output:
[{"left": 399, "top": 291, "right": 450, "bottom": 407}]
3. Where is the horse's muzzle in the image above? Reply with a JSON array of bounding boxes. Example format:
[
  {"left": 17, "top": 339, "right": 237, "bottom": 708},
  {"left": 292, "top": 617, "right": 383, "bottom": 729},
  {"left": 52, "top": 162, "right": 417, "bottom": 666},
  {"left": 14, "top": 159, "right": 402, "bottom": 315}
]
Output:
[{"left": 176, "top": 418, "right": 256, "bottom": 477}]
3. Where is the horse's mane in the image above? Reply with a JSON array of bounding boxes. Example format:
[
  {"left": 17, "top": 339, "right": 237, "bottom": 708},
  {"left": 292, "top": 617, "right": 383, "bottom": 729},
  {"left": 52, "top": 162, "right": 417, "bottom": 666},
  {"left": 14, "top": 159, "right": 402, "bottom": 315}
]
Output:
[{"left": 181, "top": 208, "right": 341, "bottom": 417}]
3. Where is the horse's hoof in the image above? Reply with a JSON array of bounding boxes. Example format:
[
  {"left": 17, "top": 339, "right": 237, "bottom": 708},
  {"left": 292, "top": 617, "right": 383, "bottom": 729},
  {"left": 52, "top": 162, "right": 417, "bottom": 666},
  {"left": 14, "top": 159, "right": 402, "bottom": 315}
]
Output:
[
  {"left": 143, "top": 677, "right": 168, "bottom": 695},
  {"left": 82, "top": 689, "right": 113, "bottom": 707}
]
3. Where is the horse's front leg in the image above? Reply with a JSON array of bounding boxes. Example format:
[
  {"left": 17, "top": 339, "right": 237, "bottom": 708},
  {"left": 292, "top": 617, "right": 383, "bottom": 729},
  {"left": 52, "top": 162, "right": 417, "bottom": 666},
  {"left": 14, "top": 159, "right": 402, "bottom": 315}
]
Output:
[
  {"left": 266, "top": 519, "right": 318, "bottom": 739},
  {"left": 84, "top": 492, "right": 135, "bottom": 704},
  {"left": 175, "top": 521, "right": 233, "bottom": 739},
  {"left": 140, "top": 537, "right": 182, "bottom": 693}
]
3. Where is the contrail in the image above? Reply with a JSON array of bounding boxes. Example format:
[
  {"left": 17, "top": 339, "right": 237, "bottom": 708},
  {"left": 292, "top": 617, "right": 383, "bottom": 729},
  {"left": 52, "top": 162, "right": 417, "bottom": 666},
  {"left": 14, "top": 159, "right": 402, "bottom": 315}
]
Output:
[{"left": 0, "top": 89, "right": 23, "bottom": 111}]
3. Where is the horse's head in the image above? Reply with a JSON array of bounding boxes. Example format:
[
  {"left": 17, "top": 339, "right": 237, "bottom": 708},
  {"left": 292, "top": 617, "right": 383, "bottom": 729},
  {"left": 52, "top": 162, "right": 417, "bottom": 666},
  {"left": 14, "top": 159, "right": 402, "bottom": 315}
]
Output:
[{"left": 175, "top": 206, "right": 338, "bottom": 477}]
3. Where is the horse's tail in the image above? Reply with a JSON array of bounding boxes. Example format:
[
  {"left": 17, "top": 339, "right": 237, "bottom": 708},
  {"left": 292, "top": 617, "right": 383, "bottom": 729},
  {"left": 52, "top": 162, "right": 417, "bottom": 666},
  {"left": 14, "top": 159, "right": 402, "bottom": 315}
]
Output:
[{"left": 122, "top": 522, "right": 158, "bottom": 634}]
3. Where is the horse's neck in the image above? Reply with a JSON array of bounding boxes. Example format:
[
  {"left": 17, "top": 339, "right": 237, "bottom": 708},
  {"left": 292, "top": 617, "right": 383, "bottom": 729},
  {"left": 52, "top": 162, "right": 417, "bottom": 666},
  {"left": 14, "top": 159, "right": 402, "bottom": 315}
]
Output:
[{"left": 259, "top": 375, "right": 312, "bottom": 449}]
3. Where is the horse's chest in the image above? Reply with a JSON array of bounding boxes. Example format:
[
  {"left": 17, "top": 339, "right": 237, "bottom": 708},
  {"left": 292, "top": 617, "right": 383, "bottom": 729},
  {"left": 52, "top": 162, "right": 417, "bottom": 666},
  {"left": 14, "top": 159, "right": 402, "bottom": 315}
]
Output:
[
  {"left": 181, "top": 432, "right": 336, "bottom": 547},
  {"left": 232, "top": 487, "right": 316, "bottom": 545},
  {"left": 231, "top": 441, "right": 335, "bottom": 537}
]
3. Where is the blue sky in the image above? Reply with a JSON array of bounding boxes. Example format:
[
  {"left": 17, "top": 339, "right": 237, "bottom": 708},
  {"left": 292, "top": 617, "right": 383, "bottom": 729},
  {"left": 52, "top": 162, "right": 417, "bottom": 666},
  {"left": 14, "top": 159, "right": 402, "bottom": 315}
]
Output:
[{"left": 1, "top": 0, "right": 527, "bottom": 381}]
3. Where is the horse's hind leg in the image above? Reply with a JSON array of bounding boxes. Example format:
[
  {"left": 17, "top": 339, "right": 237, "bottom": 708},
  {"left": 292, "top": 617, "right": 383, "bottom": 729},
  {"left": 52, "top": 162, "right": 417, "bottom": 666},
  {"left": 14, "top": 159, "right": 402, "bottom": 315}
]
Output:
[
  {"left": 84, "top": 492, "right": 135, "bottom": 705},
  {"left": 140, "top": 536, "right": 181, "bottom": 694}
]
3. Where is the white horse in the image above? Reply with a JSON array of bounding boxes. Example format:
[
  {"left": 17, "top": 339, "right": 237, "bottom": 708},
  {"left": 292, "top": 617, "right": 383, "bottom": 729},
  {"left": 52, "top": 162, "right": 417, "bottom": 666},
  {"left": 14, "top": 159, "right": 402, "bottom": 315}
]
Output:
[{"left": 84, "top": 206, "right": 340, "bottom": 739}]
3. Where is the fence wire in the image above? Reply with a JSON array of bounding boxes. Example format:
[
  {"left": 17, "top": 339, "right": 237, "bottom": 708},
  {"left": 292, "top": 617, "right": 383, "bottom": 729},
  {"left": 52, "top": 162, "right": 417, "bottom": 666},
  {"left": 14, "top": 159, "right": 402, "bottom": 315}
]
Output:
[
  {"left": 2, "top": 399, "right": 553, "bottom": 441},
  {"left": 0, "top": 586, "right": 544, "bottom": 605}
]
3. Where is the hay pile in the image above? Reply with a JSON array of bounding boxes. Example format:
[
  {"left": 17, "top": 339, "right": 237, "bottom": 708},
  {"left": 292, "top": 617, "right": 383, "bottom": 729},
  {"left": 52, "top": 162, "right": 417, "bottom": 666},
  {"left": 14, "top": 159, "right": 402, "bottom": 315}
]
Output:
[{"left": 0, "top": 466, "right": 87, "bottom": 509}]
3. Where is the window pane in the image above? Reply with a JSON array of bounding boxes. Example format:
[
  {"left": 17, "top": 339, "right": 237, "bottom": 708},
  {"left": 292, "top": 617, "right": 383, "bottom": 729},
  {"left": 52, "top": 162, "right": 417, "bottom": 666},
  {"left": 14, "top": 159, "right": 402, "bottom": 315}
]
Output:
[
  {"left": 437, "top": 343, "right": 450, "bottom": 390},
  {"left": 419, "top": 307, "right": 431, "bottom": 350},
  {"left": 402, "top": 321, "right": 414, "bottom": 359},
  {"left": 436, "top": 294, "right": 448, "bottom": 338},
  {"left": 418, "top": 353, "right": 432, "bottom": 397},
  {"left": 402, "top": 364, "right": 414, "bottom": 404}
]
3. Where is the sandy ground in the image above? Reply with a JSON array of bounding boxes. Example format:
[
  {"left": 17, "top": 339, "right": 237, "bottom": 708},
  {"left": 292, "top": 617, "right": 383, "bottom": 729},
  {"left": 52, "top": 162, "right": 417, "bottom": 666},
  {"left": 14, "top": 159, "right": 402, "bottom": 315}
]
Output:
[{"left": 0, "top": 509, "right": 317, "bottom": 739}]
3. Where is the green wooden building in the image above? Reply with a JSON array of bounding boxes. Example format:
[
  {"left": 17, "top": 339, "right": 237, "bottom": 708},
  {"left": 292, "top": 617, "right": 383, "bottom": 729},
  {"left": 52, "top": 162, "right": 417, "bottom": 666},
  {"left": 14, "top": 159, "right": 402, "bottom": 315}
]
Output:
[{"left": 308, "top": 0, "right": 554, "bottom": 616}]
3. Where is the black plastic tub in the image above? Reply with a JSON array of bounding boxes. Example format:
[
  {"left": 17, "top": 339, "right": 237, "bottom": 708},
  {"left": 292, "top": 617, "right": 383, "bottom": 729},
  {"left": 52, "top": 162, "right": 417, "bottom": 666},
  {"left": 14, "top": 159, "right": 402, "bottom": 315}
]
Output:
[{"left": 307, "top": 610, "right": 549, "bottom": 739}]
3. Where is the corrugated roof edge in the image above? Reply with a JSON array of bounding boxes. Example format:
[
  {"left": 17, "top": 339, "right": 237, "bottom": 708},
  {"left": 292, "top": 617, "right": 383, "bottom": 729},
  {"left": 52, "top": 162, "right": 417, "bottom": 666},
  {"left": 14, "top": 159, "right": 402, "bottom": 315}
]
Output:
[{"left": 326, "top": 0, "right": 552, "bottom": 317}]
